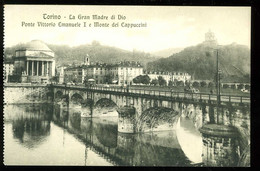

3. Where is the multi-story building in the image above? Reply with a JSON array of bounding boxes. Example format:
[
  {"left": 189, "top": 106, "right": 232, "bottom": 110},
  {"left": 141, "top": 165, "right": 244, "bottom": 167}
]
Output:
[
  {"left": 111, "top": 61, "right": 143, "bottom": 85},
  {"left": 144, "top": 71, "right": 191, "bottom": 85},
  {"left": 4, "top": 60, "right": 14, "bottom": 83},
  {"left": 56, "top": 65, "right": 65, "bottom": 84},
  {"left": 64, "top": 65, "right": 84, "bottom": 83},
  {"left": 64, "top": 60, "right": 143, "bottom": 85}
]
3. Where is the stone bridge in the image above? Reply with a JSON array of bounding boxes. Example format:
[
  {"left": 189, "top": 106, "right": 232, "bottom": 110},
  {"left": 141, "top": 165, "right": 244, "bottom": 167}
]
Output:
[
  {"left": 4, "top": 83, "right": 251, "bottom": 166},
  {"left": 51, "top": 84, "right": 250, "bottom": 166}
]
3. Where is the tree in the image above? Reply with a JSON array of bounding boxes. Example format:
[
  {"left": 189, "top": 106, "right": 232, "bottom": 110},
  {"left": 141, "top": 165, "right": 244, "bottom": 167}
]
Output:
[
  {"left": 168, "top": 80, "right": 173, "bottom": 87},
  {"left": 200, "top": 81, "right": 207, "bottom": 88},
  {"left": 133, "top": 75, "right": 151, "bottom": 85},
  {"left": 231, "top": 84, "right": 236, "bottom": 89},
  {"left": 151, "top": 79, "right": 159, "bottom": 86},
  {"left": 176, "top": 80, "right": 184, "bottom": 87},
  {"left": 173, "top": 79, "right": 178, "bottom": 86},
  {"left": 158, "top": 76, "right": 167, "bottom": 86},
  {"left": 245, "top": 84, "right": 250, "bottom": 90},
  {"left": 208, "top": 82, "right": 215, "bottom": 88},
  {"left": 185, "top": 80, "right": 191, "bottom": 87},
  {"left": 133, "top": 75, "right": 142, "bottom": 84},
  {"left": 104, "top": 73, "right": 113, "bottom": 84},
  {"left": 192, "top": 81, "right": 200, "bottom": 88},
  {"left": 141, "top": 75, "right": 151, "bottom": 85},
  {"left": 223, "top": 84, "right": 229, "bottom": 89},
  {"left": 238, "top": 84, "right": 245, "bottom": 89},
  {"left": 84, "top": 75, "right": 94, "bottom": 84}
]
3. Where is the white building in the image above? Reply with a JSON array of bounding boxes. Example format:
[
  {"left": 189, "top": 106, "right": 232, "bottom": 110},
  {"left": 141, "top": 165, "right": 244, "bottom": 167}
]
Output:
[
  {"left": 144, "top": 71, "right": 191, "bottom": 85},
  {"left": 112, "top": 61, "right": 143, "bottom": 85},
  {"left": 64, "top": 60, "right": 143, "bottom": 85},
  {"left": 4, "top": 61, "right": 14, "bottom": 82}
]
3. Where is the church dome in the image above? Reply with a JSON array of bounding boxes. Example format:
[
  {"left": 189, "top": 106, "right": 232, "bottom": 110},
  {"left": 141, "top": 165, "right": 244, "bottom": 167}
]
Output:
[{"left": 21, "top": 40, "right": 53, "bottom": 52}]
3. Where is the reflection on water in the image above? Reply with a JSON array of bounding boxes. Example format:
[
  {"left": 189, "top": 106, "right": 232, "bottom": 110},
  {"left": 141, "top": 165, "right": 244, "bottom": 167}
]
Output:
[
  {"left": 176, "top": 116, "right": 203, "bottom": 164},
  {"left": 4, "top": 104, "right": 203, "bottom": 166}
]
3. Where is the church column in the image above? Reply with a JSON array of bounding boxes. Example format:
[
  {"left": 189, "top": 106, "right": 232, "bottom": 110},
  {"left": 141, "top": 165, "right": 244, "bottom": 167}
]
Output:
[
  {"left": 46, "top": 61, "right": 49, "bottom": 76},
  {"left": 26, "top": 61, "right": 29, "bottom": 75},
  {"left": 42, "top": 61, "right": 44, "bottom": 76},
  {"left": 36, "top": 61, "right": 39, "bottom": 76},
  {"left": 49, "top": 61, "right": 51, "bottom": 76},
  {"left": 43, "top": 61, "right": 46, "bottom": 76},
  {"left": 32, "top": 61, "right": 34, "bottom": 76}
]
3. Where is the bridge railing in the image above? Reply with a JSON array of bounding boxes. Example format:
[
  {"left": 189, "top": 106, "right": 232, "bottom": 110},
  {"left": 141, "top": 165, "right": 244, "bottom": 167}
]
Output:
[{"left": 53, "top": 84, "right": 250, "bottom": 104}]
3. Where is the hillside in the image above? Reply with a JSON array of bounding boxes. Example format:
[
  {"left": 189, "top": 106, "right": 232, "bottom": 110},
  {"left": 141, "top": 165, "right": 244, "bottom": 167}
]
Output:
[
  {"left": 151, "top": 47, "right": 184, "bottom": 58},
  {"left": 4, "top": 41, "right": 158, "bottom": 66},
  {"left": 146, "top": 43, "right": 250, "bottom": 82}
]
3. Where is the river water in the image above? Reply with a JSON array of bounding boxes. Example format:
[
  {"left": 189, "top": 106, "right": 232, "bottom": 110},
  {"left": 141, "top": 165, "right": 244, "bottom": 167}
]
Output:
[{"left": 4, "top": 104, "right": 203, "bottom": 166}]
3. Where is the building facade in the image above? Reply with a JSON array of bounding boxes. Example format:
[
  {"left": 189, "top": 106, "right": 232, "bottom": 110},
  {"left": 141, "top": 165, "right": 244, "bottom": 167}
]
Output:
[
  {"left": 4, "top": 61, "right": 14, "bottom": 83},
  {"left": 111, "top": 61, "right": 143, "bottom": 85},
  {"left": 64, "top": 61, "right": 143, "bottom": 85},
  {"left": 12, "top": 40, "right": 55, "bottom": 83},
  {"left": 144, "top": 71, "right": 191, "bottom": 85}
]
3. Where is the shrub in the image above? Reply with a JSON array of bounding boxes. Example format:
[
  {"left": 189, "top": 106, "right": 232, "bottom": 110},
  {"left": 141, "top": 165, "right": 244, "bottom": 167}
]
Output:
[
  {"left": 192, "top": 81, "right": 200, "bottom": 88},
  {"left": 200, "top": 81, "right": 207, "bottom": 88}
]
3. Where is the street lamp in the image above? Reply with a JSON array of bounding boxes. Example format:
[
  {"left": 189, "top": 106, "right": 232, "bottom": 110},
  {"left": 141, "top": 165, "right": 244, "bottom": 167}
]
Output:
[
  {"left": 214, "top": 48, "right": 222, "bottom": 124},
  {"left": 216, "top": 49, "right": 221, "bottom": 105}
]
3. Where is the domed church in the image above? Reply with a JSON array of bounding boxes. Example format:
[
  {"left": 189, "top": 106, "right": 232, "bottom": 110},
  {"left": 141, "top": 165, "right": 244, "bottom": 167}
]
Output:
[{"left": 13, "top": 40, "right": 56, "bottom": 83}]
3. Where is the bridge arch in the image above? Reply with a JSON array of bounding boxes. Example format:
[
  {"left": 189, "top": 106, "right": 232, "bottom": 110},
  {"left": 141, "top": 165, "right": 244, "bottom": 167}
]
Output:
[
  {"left": 94, "top": 98, "right": 118, "bottom": 108},
  {"left": 55, "top": 91, "right": 63, "bottom": 102},
  {"left": 136, "top": 107, "right": 180, "bottom": 132},
  {"left": 92, "top": 98, "right": 119, "bottom": 117},
  {"left": 71, "top": 93, "right": 84, "bottom": 106}
]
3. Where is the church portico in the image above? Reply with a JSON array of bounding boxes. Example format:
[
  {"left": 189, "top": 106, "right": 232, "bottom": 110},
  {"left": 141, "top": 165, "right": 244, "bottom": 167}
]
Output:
[
  {"left": 26, "top": 60, "right": 53, "bottom": 76},
  {"left": 13, "top": 40, "right": 55, "bottom": 83}
]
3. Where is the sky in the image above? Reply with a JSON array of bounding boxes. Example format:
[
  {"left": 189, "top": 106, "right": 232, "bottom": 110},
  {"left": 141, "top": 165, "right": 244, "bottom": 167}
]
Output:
[{"left": 4, "top": 5, "right": 251, "bottom": 52}]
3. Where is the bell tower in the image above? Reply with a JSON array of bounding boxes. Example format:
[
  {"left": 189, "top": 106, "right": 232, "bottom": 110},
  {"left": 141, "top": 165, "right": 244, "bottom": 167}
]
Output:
[{"left": 84, "top": 54, "right": 90, "bottom": 66}]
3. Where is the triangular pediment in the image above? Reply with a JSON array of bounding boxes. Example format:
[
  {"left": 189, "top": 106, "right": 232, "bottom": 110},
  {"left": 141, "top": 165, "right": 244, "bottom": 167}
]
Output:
[{"left": 27, "top": 51, "right": 54, "bottom": 58}]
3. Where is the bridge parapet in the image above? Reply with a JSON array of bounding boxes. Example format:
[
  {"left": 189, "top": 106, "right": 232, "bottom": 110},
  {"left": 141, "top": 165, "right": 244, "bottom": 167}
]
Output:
[{"left": 51, "top": 85, "right": 250, "bottom": 105}]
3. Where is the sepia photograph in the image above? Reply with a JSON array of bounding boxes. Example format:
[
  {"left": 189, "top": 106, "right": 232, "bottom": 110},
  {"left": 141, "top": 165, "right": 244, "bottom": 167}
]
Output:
[{"left": 3, "top": 5, "right": 250, "bottom": 166}]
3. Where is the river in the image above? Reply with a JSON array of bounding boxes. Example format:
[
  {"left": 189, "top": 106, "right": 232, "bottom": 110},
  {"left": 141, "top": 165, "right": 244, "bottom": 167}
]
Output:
[{"left": 4, "top": 104, "right": 204, "bottom": 166}]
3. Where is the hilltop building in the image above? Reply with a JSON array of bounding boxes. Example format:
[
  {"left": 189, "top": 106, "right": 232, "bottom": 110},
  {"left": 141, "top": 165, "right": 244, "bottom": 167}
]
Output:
[
  {"left": 11, "top": 40, "right": 56, "bottom": 83},
  {"left": 203, "top": 30, "right": 218, "bottom": 47}
]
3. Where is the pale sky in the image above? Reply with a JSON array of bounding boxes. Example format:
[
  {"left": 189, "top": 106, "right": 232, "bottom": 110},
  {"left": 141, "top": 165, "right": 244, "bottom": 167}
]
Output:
[{"left": 4, "top": 5, "right": 251, "bottom": 52}]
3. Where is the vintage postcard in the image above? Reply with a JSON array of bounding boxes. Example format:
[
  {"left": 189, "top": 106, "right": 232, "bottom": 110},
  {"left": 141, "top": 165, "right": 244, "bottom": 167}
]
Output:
[{"left": 3, "top": 5, "right": 250, "bottom": 166}]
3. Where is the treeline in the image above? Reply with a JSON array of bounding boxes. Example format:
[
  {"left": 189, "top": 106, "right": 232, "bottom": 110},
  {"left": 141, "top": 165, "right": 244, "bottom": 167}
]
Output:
[
  {"left": 4, "top": 40, "right": 158, "bottom": 66},
  {"left": 146, "top": 43, "right": 250, "bottom": 82},
  {"left": 133, "top": 75, "right": 250, "bottom": 90}
]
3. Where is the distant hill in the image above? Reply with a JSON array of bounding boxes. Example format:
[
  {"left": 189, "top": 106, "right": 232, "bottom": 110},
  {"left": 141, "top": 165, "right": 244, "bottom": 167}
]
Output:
[
  {"left": 151, "top": 47, "right": 184, "bottom": 58},
  {"left": 4, "top": 41, "right": 158, "bottom": 66},
  {"left": 147, "top": 43, "right": 250, "bottom": 82}
]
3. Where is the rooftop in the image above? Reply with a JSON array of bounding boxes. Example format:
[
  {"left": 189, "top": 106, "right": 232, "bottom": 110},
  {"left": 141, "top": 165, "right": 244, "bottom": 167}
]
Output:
[
  {"left": 17, "top": 40, "right": 53, "bottom": 52},
  {"left": 65, "top": 61, "right": 143, "bottom": 70}
]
